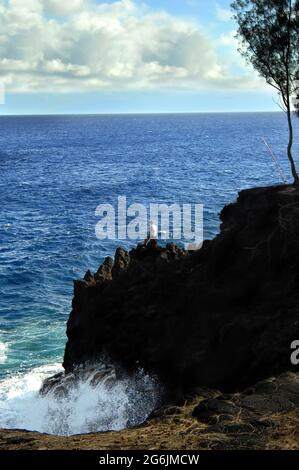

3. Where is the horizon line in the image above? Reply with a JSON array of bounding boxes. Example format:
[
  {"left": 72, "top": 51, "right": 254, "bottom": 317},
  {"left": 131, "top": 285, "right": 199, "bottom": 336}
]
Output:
[{"left": 0, "top": 110, "right": 283, "bottom": 117}]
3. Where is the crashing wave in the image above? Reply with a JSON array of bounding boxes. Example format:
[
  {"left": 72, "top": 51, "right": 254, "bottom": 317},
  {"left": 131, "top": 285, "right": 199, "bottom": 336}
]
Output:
[{"left": 0, "top": 362, "right": 160, "bottom": 436}]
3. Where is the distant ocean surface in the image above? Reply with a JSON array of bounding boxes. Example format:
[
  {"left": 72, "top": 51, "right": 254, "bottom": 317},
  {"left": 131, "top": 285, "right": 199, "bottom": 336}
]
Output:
[{"left": 0, "top": 113, "right": 298, "bottom": 434}]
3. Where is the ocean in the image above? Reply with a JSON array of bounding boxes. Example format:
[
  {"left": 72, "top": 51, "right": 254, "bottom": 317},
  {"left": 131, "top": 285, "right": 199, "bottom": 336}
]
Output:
[{"left": 0, "top": 112, "right": 298, "bottom": 434}]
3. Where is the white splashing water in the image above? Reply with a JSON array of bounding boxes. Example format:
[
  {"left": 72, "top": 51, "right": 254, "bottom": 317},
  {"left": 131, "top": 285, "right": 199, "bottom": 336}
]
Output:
[
  {"left": 0, "top": 363, "right": 160, "bottom": 436},
  {"left": 0, "top": 342, "right": 8, "bottom": 364}
]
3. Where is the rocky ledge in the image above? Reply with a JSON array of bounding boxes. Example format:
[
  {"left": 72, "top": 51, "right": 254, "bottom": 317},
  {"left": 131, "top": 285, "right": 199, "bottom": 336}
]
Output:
[{"left": 0, "top": 372, "right": 298, "bottom": 450}]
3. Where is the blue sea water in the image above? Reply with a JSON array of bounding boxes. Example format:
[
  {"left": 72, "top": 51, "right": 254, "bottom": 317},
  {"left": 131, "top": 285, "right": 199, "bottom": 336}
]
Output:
[{"left": 0, "top": 112, "right": 298, "bottom": 434}]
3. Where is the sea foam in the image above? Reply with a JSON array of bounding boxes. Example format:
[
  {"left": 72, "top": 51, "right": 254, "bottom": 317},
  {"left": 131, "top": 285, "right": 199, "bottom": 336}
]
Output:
[
  {"left": 0, "top": 363, "right": 159, "bottom": 436},
  {"left": 0, "top": 342, "right": 8, "bottom": 364}
]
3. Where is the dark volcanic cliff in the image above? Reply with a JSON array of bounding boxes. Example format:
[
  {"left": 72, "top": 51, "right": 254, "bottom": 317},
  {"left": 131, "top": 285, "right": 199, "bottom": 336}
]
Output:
[{"left": 63, "top": 184, "right": 299, "bottom": 396}]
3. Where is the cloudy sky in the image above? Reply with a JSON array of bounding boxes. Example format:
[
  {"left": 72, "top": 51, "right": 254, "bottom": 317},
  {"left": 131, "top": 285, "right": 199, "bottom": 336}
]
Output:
[{"left": 0, "top": 0, "right": 276, "bottom": 114}]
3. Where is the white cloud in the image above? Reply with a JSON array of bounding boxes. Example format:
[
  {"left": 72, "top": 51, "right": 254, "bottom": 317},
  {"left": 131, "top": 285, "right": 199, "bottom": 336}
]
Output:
[
  {"left": 44, "top": 0, "right": 85, "bottom": 16},
  {"left": 0, "top": 0, "right": 260, "bottom": 93},
  {"left": 216, "top": 4, "right": 232, "bottom": 22},
  {"left": 218, "top": 31, "right": 238, "bottom": 47}
]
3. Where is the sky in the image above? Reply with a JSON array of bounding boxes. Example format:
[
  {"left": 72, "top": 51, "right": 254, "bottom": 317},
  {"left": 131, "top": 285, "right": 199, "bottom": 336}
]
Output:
[{"left": 0, "top": 0, "right": 277, "bottom": 115}]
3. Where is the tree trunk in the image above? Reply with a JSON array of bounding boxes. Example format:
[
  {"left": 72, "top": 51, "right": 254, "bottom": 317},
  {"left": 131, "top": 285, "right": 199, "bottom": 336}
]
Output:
[
  {"left": 285, "top": 2, "right": 298, "bottom": 185},
  {"left": 286, "top": 104, "right": 299, "bottom": 184}
]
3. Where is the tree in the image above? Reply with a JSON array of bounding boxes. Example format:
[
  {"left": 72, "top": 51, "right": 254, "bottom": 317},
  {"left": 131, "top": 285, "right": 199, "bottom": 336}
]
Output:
[
  {"left": 231, "top": 0, "right": 299, "bottom": 184},
  {"left": 294, "top": 1, "right": 299, "bottom": 118}
]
